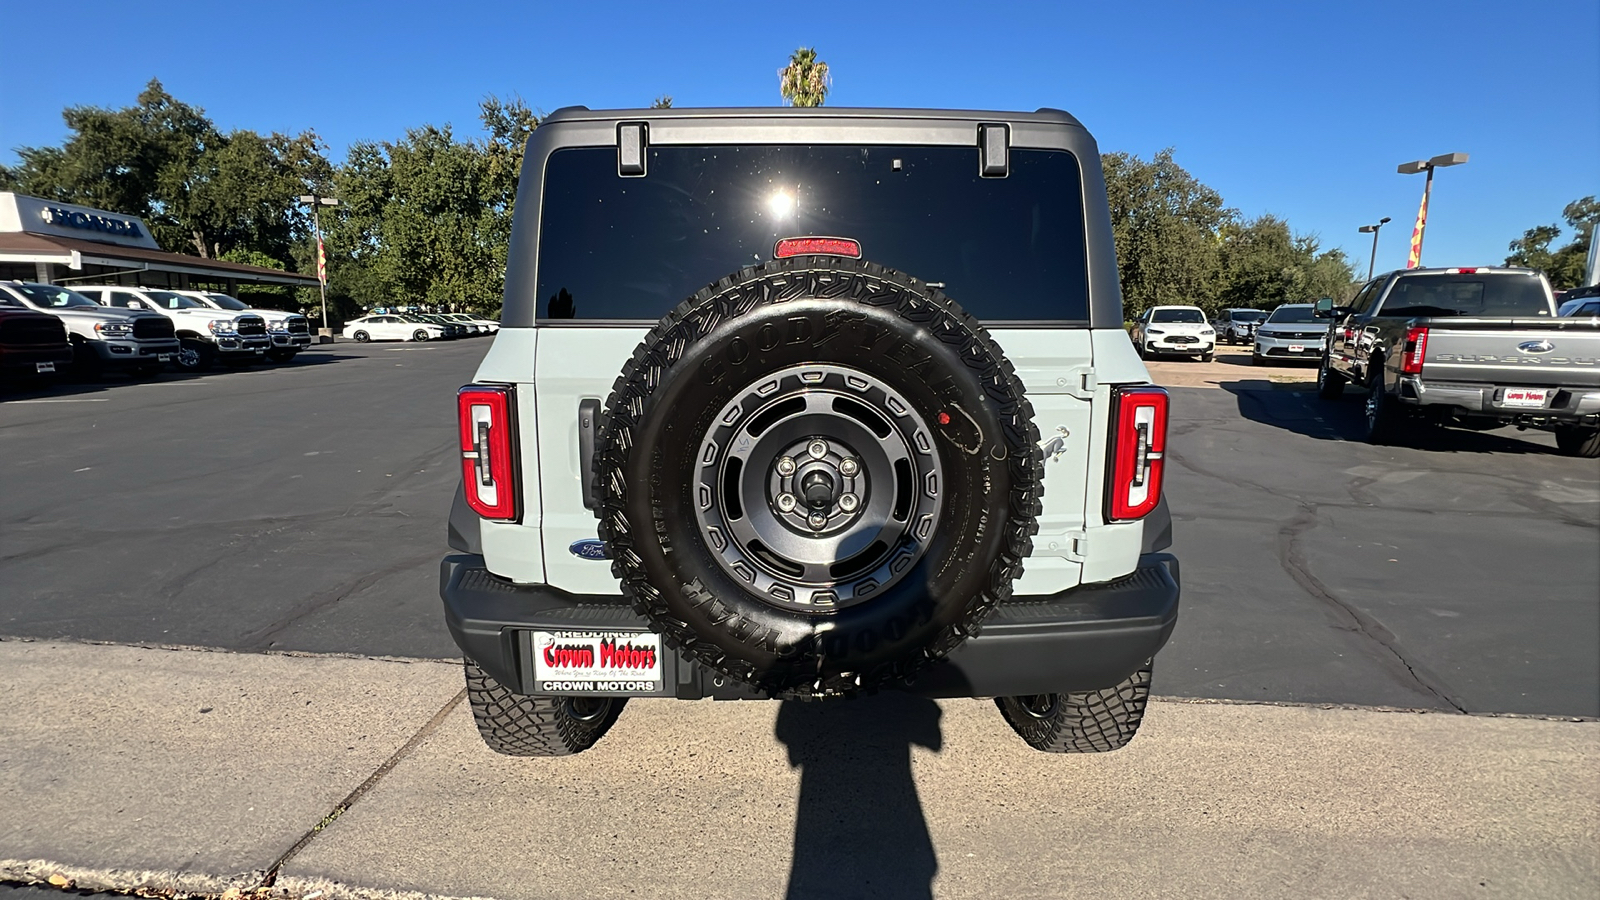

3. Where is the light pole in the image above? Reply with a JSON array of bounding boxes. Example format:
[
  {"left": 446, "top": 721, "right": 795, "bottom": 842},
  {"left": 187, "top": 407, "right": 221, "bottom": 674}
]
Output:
[
  {"left": 296, "top": 194, "right": 340, "bottom": 331},
  {"left": 1397, "top": 153, "right": 1468, "bottom": 268},
  {"left": 1358, "top": 216, "right": 1391, "bottom": 281}
]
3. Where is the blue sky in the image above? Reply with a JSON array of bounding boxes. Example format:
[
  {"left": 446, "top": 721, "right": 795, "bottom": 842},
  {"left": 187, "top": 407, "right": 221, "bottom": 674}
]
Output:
[{"left": 3, "top": 0, "right": 1596, "bottom": 273}]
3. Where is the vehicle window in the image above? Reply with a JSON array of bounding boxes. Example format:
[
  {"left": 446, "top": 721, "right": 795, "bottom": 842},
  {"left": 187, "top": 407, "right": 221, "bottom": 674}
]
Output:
[
  {"left": 1350, "top": 281, "right": 1382, "bottom": 316},
  {"left": 1377, "top": 273, "right": 1551, "bottom": 318},
  {"left": 536, "top": 144, "right": 1090, "bottom": 322},
  {"left": 108, "top": 291, "right": 141, "bottom": 308},
  {"left": 204, "top": 294, "right": 249, "bottom": 310},
  {"left": 1229, "top": 310, "right": 1266, "bottom": 323},
  {"left": 1150, "top": 308, "right": 1206, "bottom": 324},
  {"left": 145, "top": 291, "right": 208, "bottom": 310},
  {"left": 7, "top": 283, "right": 101, "bottom": 308},
  {"left": 1579, "top": 301, "right": 1600, "bottom": 317},
  {"left": 1267, "top": 306, "right": 1319, "bottom": 324}
]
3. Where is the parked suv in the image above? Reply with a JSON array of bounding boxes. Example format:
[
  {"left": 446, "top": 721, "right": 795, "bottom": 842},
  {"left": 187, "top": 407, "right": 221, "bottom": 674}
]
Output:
[
  {"left": 175, "top": 291, "right": 311, "bottom": 363},
  {"left": 1220, "top": 308, "right": 1267, "bottom": 345},
  {"left": 76, "top": 286, "right": 270, "bottom": 371},
  {"left": 0, "top": 282, "right": 178, "bottom": 379},
  {"left": 1131, "top": 305, "right": 1216, "bottom": 361},
  {"left": 1251, "top": 303, "right": 1328, "bottom": 365},
  {"left": 441, "top": 107, "right": 1180, "bottom": 757}
]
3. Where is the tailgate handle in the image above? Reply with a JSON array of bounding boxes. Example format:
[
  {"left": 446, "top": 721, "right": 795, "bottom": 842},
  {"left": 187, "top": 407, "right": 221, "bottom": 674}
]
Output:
[{"left": 578, "top": 399, "right": 601, "bottom": 510}]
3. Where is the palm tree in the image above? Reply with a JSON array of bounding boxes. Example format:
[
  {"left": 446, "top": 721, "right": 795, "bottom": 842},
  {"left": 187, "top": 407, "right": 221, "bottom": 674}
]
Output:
[
  {"left": 779, "top": 48, "right": 830, "bottom": 108},
  {"left": 650, "top": 95, "right": 673, "bottom": 109}
]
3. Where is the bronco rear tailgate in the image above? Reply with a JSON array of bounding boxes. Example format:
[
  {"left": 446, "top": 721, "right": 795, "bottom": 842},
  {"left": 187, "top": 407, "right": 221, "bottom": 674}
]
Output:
[{"left": 1419, "top": 318, "right": 1600, "bottom": 388}]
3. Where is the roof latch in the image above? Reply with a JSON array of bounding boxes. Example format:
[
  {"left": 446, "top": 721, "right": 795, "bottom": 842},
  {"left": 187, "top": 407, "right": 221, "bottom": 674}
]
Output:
[
  {"left": 618, "top": 122, "right": 647, "bottom": 177},
  {"left": 979, "top": 123, "right": 1009, "bottom": 178}
]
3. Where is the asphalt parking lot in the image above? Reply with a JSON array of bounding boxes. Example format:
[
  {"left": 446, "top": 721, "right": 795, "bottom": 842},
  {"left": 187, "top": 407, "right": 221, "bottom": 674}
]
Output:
[{"left": 2, "top": 339, "right": 1595, "bottom": 717}]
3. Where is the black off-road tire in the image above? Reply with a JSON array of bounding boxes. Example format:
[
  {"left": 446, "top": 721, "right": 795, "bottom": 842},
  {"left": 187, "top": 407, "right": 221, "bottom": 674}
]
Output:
[
  {"left": 464, "top": 658, "right": 627, "bottom": 757},
  {"left": 594, "top": 257, "right": 1042, "bottom": 699},
  {"left": 1317, "top": 355, "right": 1346, "bottom": 400},
  {"left": 1553, "top": 424, "right": 1600, "bottom": 458},
  {"left": 996, "top": 662, "right": 1153, "bottom": 753},
  {"left": 1363, "top": 363, "right": 1405, "bottom": 445}
]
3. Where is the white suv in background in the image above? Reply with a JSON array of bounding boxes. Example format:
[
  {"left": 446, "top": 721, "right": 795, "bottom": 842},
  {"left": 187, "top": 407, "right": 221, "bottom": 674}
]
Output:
[
  {"left": 1131, "top": 305, "right": 1216, "bottom": 362},
  {"left": 175, "top": 291, "right": 312, "bottom": 363},
  {"left": 76, "top": 285, "right": 270, "bottom": 371}
]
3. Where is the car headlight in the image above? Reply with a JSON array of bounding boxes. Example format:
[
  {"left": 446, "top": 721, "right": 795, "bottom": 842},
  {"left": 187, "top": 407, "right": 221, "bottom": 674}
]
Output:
[
  {"left": 268, "top": 321, "right": 289, "bottom": 333},
  {"left": 208, "top": 319, "right": 237, "bottom": 335},
  {"left": 1147, "top": 328, "right": 1165, "bottom": 335},
  {"left": 1200, "top": 328, "right": 1215, "bottom": 335},
  {"left": 93, "top": 321, "right": 134, "bottom": 337}
]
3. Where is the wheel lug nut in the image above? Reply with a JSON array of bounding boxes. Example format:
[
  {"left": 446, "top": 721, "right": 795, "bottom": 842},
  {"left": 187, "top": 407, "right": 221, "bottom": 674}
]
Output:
[
  {"left": 839, "top": 493, "right": 859, "bottom": 512},
  {"left": 807, "top": 440, "right": 828, "bottom": 459},
  {"left": 838, "top": 458, "right": 859, "bottom": 476},
  {"left": 776, "top": 493, "right": 797, "bottom": 512},
  {"left": 776, "top": 456, "right": 796, "bottom": 476},
  {"left": 808, "top": 512, "right": 828, "bottom": 530}
]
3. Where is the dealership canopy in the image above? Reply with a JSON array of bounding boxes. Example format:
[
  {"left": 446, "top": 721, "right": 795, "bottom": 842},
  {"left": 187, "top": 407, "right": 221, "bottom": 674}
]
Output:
[{"left": 0, "top": 192, "right": 318, "bottom": 291}]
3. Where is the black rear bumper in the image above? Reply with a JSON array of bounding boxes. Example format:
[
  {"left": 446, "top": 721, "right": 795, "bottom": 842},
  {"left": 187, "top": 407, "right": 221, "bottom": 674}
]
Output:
[{"left": 440, "top": 553, "right": 1180, "bottom": 700}]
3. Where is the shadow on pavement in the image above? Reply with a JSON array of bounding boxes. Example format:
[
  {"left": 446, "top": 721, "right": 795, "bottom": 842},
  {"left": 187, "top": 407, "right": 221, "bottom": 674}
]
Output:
[
  {"left": 776, "top": 693, "right": 943, "bottom": 900},
  {"left": 1221, "top": 381, "right": 1561, "bottom": 454},
  {"left": 0, "top": 350, "right": 364, "bottom": 401}
]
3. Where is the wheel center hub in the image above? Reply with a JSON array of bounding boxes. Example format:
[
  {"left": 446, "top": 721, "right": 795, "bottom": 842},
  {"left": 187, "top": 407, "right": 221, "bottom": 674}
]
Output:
[{"left": 770, "top": 437, "right": 865, "bottom": 533}]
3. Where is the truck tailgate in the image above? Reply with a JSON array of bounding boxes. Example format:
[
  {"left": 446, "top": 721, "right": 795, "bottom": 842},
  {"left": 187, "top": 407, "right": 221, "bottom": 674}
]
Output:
[{"left": 1420, "top": 318, "right": 1600, "bottom": 389}]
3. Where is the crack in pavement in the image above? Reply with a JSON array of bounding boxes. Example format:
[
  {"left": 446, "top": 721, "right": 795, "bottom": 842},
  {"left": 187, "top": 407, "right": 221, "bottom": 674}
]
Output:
[
  {"left": 1276, "top": 506, "right": 1468, "bottom": 714},
  {"left": 234, "top": 551, "right": 442, "bottom": 650}
]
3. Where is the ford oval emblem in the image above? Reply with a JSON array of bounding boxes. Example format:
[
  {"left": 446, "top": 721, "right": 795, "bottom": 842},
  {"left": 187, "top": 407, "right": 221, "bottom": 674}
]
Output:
[
  {"left": 569, "top": 539, "right": 610, "bottom": 561},
  {"left": 1517, "top": 340, "right": 1555, "bottom": 354}
]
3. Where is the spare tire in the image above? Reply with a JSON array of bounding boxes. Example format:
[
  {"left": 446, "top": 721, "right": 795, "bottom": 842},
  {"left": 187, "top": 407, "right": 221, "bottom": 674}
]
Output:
[{"left": 594, "top": 258, "right": 1041, "bottom": 697}]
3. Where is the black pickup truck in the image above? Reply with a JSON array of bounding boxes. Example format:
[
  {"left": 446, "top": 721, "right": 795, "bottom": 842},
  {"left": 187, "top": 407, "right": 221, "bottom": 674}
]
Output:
[{"left": 1317, "top": 267, "right": 1600, "bottom": 455}]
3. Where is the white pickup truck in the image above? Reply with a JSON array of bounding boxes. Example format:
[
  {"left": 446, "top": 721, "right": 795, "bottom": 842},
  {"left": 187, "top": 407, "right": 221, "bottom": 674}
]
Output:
[
  {"left": 176, "top": 291, "right": 312, "bottom": 362},
  {"left": 0, "top": 281, "right": 179, "bottom": 378},
  {"left": 76, "top": 286, "right": 270, "bottom": 372}
]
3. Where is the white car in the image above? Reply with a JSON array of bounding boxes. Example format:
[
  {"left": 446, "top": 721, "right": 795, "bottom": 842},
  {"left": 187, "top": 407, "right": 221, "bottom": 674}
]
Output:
[
  {"left": 176, "top": 291, "right": 312, "bottom": 362},
  {"left": 1131, "top": 305, "right": 1216, "bottom": 361},
  {"left": 442, "top": 313, "right": 500, "bottom": 334},
  {"left": 343, "top": 314, "right": 446, "bottom": 343},
  {"left": 75, "top": 285, "right": 270, "bottom": 371}
]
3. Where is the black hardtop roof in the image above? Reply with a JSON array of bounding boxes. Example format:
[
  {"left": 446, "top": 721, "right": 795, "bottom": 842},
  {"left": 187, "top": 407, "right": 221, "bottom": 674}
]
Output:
[{"left": 541, "top": 105, "right": 1085, "bottom": 129}]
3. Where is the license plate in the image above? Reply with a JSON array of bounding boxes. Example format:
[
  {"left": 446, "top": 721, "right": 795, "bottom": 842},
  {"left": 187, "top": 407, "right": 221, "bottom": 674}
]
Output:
[
  {"left": 35, "top": 361, "right": 55, "bottom": 373},
  {"left": 254, "top": 349, "right": 266, "bottom": 355},
  {"left": 159, "top": 354, "right": 174, "bottom": 362},
  {"left": 1502, "top": 388, "right": 1548, "bottom": 408},
  {"left": 1288, "top": 345, "right": 1305, "bottom": 353},
  {"left": 531, "top": 631, "right": 663, "bottom": 694}
]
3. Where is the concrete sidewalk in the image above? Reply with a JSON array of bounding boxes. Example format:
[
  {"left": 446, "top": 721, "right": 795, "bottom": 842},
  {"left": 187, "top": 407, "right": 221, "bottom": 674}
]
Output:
[{"left": 2, "top": 639, "right": 1596, "bottom": 900}]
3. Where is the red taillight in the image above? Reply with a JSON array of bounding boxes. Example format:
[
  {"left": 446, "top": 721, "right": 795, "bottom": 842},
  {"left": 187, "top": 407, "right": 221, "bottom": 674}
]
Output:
[
  {"left": 1401, "top": 326, "right": 1429, "bottom": 375},
  {"left": 457, "top": 384, "right": 518, "bottom": 521},
  {"left": 1105, "top": 386, "right": 1169, "bottom": 522},
  {"left": 774, "top": 236, "right": 862, "bottom": 259}
]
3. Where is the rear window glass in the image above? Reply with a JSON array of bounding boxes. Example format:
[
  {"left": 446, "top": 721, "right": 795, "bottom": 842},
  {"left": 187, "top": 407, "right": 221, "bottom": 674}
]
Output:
[
  {"left": 535, "top": 145, "right": 1088, "bottom": 322},
  {"left": 1378, "top": 274, "right": 1551, "bottom": 318},
  {"left": 1150, "top": 308, "right": 1205, "bottom": 323}
]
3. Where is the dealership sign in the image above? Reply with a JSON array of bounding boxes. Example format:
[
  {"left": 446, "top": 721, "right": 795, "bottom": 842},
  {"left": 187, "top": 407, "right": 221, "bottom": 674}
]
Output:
[{"left": 0, "top": 191, "right": 161, "bottom": 249}]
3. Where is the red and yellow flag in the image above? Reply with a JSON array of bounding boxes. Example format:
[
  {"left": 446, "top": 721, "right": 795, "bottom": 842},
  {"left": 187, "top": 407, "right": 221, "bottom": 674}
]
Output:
[
  {"left": 1406, "top": 191, "right": 1428, "bottom": 269},
  {"left": 316, "top": 237, "right": 327, "bottom": 284}
]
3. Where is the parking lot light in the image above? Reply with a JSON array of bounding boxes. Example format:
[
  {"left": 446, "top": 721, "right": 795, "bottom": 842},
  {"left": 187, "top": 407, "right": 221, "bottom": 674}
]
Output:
[
  {"left": 294, "top": 195, "right": 341, "bottom": 331},
  {"left": 1398, "top": 153, "right": 1468, "bottom": 268},
  {"left": 1358, "top": 217, "right": 1392, "bottom": 281}
]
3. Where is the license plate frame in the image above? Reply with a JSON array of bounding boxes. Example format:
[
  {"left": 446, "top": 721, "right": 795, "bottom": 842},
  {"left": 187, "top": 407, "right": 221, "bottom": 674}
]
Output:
[
  {"left": 1288, "top": 345, "right": 1305, "bottom": 353},
  {"left": 521, "top": 629, "right": 669, "bottom": 696},
  {"left": 158, "top": 354, "right": 175, "bottom": 362},
  {"left": 35, "top": 361, "right": 56, "bottom": 373},
  {"left": 1501, "top": 388, "right": 1548, "bottom": 408}
]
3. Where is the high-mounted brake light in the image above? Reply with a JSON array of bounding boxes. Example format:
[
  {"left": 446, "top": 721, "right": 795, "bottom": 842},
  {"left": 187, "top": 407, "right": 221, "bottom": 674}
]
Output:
[
  {"left": 457, "top": 384, "right": 518, "bottom": 521},
  {"left": 774, "top": 237, "right": 862, "bottom": 259},
  {"left": 1401, "top": 326, "right": 1429, "bottom": 375},
  {"left": 1105, "top": 386, "right": 1169, "bottom": 522},
  {"left": 1446, "top": 267, "right": 1479, "bottom": 274}
]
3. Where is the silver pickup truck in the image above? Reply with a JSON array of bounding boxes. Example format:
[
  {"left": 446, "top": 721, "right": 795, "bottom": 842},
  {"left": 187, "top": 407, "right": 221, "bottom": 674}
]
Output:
[{"left": 1317, "top": 267, "right": 1600, "bottom": 456}]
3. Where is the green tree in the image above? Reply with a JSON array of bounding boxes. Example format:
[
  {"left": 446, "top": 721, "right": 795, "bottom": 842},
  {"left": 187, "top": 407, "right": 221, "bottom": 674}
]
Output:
[
  {"left": 1101, "top": 149, "right": 1233, "bottom": 319},
  {"left": 1218, "top": 215, "right": 1356, "bottom": 309},
  {"left": 779, "top": 48, "right": 830, "bottom": 107},
  {"left": 1506, "top": 196, "right": 1596, "bottom": 290}
]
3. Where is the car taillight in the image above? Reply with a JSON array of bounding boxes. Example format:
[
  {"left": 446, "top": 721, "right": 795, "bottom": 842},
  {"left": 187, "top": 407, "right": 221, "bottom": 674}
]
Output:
[
  {"left": 457, "top": 384, "right": 518, "bottom": 521},
  {"left": 1401, "top": 326, "right": 1428, "bottom": 375},
  {"left": 1105, "top": 385, "right": 1169, "bottom": 522}
]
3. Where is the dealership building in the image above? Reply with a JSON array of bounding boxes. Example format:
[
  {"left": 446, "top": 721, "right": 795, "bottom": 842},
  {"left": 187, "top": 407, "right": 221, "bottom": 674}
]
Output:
[{"left": 0, "top": 192, "right": 318, "bottom": 293}]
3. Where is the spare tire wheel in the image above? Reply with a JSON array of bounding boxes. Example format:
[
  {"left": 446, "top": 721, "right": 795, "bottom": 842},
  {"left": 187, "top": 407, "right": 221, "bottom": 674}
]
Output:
[{"left": 594, "top": 258, "right": 1042, "bottom": 697}]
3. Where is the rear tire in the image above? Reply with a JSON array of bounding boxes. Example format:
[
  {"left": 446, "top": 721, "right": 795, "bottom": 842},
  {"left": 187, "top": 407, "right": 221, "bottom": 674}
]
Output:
[
  {"left": 464, "top": 658, "right": 626, "bottom": 757},
  {"left": 1553, "top": 425, "right": 1600, "bottom": 458},
  {"left": 412, "top": 329, "right": 429, "bottom": 342},
  {"left": 996, "top": 662, "right": 1153, "bottom": 753},
  {"left": 1317, "top": 355, "right": 1345, "bottom": 400}
]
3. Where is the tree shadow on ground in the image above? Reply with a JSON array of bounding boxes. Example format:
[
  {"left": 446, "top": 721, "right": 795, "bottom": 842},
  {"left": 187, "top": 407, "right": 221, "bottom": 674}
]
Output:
[
  {"left": 1221, "top": 381, "right": 1561, "bottom": 455},
  {"left": 775, "top": 693, "right": 943, "bottom": 900}
]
